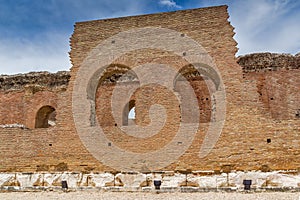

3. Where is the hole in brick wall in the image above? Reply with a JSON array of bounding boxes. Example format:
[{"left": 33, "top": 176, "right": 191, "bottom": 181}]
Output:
[
  {"left": 128, "top": 107, "right": 135, "bottom": 119},
  {"left": 296, "top": 109, "right": 300, "bottom": 118},
  {"left": 115, "top": 123, "right": 117, "bottom": 126},
  {"left": 270, "top": 97, "right": 274, "bottom": 100},
  {"left": 180, "top": 33, "right": 185, "bottom": 37},
  {"left": 49, "top": 144, "right": 52, "bottom": 146},
  {"left": 35, "top": 106, "right": 56, "bottom": 128},
  {"left": 267, "top": 138, "right": 271, "bottom": 143},
  {"left": 206, "top": 98, "right": 209, "bottom": 100},
  {"left": 182, "top": 52, "right": 186, "bottom": 56},
  {"left": 111, "top": 40, "right": 115, "bottom": 44},
  {"left": 123, "top": 100, "right": 135, "bottom": 126},
  {"left": 108, "top": 142, "right": 111, "bottom": 146}
]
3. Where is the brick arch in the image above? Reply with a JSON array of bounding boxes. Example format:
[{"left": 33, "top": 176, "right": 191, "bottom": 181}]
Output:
[
  {"left": 98, "top": 64, "right": 139, "bottom": 85},
  {"left": 35, "top": 105, "right": 56, "bottom": 128},
  {"left": 87, "top": 63, "right": 139, "bottom": 100},
  {"left": 173, "top": 63, "right": 221, "bottom": 123},
  {"left": 24, "top": 91, "right": 58, "bottom": 129},
  {"left": 173, "top": 63, "right": 220, "bottom": 91},
  {"left": 88, "top": 63, "right": 140, "bottom": 127}
]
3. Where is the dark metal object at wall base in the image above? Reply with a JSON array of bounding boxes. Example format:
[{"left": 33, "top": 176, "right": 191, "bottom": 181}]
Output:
[
  {"left": 243, "top": 180, "right": 252, "bottom": 190},
  {"left": 62, "top": 180, "right": 68, "bottom": 190},
  {"left": 154, "top": 180, "right": 162, "bottom": 190}
]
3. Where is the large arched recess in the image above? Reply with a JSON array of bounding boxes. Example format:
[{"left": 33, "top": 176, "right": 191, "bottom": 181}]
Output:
[
  {"left": 88, "top": 63, "right": 139, "bottom": 127},
  {"left": 174, "top": 63, "right": 220, "bottom": 123}
]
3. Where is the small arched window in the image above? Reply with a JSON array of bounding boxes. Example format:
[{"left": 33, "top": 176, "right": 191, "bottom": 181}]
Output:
[
  {"left": 128, "top": 107, "right": 135, "bottom": 119},
  {"left": 122, "top": 100, "right": 135, "bottom": 126},
  {"left": 35, "top": 106, "right": 56, "bottom": 128}
]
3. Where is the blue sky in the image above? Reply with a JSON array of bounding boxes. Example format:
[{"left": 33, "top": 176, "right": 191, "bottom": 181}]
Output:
[{"left": 0, "top": 0, "right": 299, "bottom": 75}]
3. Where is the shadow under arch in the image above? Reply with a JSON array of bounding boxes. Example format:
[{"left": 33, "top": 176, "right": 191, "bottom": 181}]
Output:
[
  {"left": 173, "top": 63, "right": 222, "bottom": 124},
  {"left": 174, "top": 63, "right": 221, "bottom": 91},
  {"left": 35, "top": 105, "right": 56, "bottom": 128}
]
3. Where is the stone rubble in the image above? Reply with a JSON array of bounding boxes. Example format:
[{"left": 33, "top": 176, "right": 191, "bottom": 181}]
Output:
[
  {"left": 0, "top": 71, "right": 70, "bottom": 91},
  {"left": 0, "top": 124, "right": 27, "bottom": 129},
  {"left": 1, "top": 171, "right": 300, "bottom": 191},
  {"left": 237, "top": 52, "right": 300, "bottom": 72}
]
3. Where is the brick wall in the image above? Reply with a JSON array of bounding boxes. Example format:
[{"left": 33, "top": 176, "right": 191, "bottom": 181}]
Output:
[{"left": 0, "top": 6, "right": 299, "bottom": 173}]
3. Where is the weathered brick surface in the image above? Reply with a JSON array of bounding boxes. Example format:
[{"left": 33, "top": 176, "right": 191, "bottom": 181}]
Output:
[
  {"left": 238, "top": 53, "right": 300, "bottom": 120},
  {"left": 0, "top": 6, "right": 299, "bottom": 173}
]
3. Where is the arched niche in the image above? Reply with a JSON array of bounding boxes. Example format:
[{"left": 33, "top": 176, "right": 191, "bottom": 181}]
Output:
[
  {"left": 35, "top": 105, "right": 56, "bottom": 128},
  {"left": 90, "top": 64, "right": 139, "bottom": 127},
  {"left": 174, "top": 63, "right": 220, "bottom": 123}
]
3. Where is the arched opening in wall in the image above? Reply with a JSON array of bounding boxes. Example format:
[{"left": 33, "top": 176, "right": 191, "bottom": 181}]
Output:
[
  {"left": 94, "top": 64, "right": 139, "bottom": 127},
  {"left": 35, "top": 106, "right": 56, "bottom": 128},
  {"left": 123, "top": 100, "right": 136, "bottom": 126},
  {"left": 174, "top": 64, "right": 219, "bottom": 123},
  {"left": 128, "top": 107, "right": 136, "bottom": 119}
]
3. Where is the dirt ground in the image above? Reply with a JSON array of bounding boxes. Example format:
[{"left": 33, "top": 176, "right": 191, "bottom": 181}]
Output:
[{"left": 0, "top": 191, "right": 300, "bottom": 200}]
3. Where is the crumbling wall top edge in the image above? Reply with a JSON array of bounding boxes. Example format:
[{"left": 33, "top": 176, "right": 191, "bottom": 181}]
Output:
[{"left": 0, "top": 71, "right": 70, "bottom": 91}]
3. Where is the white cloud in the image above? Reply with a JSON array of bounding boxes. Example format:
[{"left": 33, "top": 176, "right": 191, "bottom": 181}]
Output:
[
  {"left": 228, "top": 0, "right": 300, "bottom": 55},
  {"left": 0, "top": 32, "right": 71, "bottom": 75},
  {"left": 0, "top": 0, "right": 150, "bottom": 75},
  {"left": 159, "top": 0, "right": 182, "bottom": 8}
]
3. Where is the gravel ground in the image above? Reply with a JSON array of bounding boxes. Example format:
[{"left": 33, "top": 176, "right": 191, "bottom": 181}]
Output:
[{"left": 0, "top": 191, "right": 300, "bottom": 200}]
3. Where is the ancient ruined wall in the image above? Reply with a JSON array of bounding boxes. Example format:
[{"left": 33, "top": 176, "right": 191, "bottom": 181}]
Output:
[
  {"left": 0, "top": 71, "right": 113, "bottom": 173},
  {"left": 238, "top": 53, "right": 300, "bottom": 120},
  {"left": 0, "top": 72, "right": 69, "bottom": 129},
  {"left": 69, "top": 5, "right": 242, "bottom": 172},
  {"left": 229, "top": 53, "right": 300, "bottom": 171},
  {"left": 0, "top": 5, "right": 299, "bottom": 174}
]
